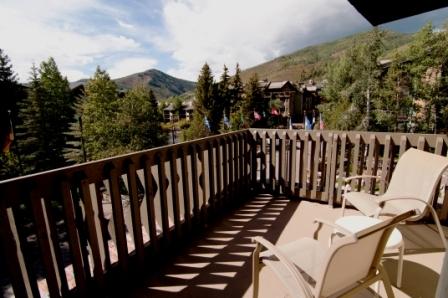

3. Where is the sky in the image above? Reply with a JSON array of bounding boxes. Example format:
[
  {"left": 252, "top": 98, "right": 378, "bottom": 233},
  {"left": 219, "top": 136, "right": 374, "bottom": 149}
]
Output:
[{"left": 1, "top": 0, "right": 448, "bottom": 83}]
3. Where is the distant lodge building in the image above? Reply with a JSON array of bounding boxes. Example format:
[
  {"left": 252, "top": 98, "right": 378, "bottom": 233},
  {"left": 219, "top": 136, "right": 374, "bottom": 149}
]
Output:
[
  {"left": 258, "top": 79, "right": 323, "bottom": 125},
  {"left": 162, "top": 80, "right": 323, "bottom": 125},
  {"left": 163, "top": 101, "right": 194, "bottom": 122}
]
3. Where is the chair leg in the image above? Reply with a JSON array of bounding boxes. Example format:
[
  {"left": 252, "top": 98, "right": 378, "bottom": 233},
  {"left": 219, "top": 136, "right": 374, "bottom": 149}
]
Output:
[
  {"left": 252, "top": 243, "right": 261, "bottom": 298},
  {"left": 397, "top": 242, "right": 404, "bottom": 288},
  {"left": 428, "top": 205, "right": 448, "bottom": 249},
  {"left": 378, "top": 264, "right": 395, "bottom": 298}
]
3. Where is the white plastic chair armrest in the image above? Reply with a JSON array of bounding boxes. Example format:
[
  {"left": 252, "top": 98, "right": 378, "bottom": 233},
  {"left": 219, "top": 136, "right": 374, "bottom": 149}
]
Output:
[
  {"left": 377, "top": 197, "right": 448, "bottom": 249},
  {"left": 313, "top": 218, "right": 357, "bottom": 240},
  {"left": 343, "top": 175, "right": 382, "bottom": 183},
  {"left": 252, "top": 236, "right": 314, "bottom": 298}
]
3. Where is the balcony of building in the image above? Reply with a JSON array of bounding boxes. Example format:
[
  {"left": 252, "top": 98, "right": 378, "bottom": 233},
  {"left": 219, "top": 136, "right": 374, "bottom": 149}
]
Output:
[{"left": 1, "top": 129, "right": 447, "bottom": 297}]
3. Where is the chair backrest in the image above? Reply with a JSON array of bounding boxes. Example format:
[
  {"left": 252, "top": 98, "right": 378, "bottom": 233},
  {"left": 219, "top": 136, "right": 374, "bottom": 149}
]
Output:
[
  {"left": 383, "top": 148, "right": 448, "bottom": 217},
  {"left": 314, "top": 211, "right": 415, "bottom": 297}
]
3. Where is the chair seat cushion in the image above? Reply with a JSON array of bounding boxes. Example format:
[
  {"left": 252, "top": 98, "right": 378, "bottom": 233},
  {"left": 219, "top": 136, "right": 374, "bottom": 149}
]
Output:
[{"left": 261, "top": 237, "right": 326, "bottom": 293}]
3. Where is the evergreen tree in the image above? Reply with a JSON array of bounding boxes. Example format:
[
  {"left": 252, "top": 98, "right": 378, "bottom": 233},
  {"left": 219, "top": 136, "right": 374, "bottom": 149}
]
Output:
[
  {"left": 219, "top": 65, "right": 231, "bottom": 118},
  {"left": 320, "top": 29, "right": 384, "bottom": 131},
  {"left": 186, "top": 63, "right": 222, "bottom": 139},
  {"left": 375, "top": 54, "right": 413, "bottom": 131},
  {"left": 81, "top": 67, "right": 120, "bottom": 160},
  {"left": 244, "top": 73, "right": 267, "bottom": 127},
  {"left": 40, "top": 58, "right": 74, "bottom": 166},
  {"left": 405, "top": 22, "right": 448, "bottom": 133},
  {"left": 17, "top": 59, "right": 73, "bottom": 173},
  {"left": 117, "top": 85, "right": 166, "bottom": 151},
  {"left": 0, "top": 49, "right": 23, "bottom": 179},
  {"left": 17, "top": 65, "right": 46, "bottom": 173},
  {"left": 63, "top": 97, "right": 86, "bottom": 164}
]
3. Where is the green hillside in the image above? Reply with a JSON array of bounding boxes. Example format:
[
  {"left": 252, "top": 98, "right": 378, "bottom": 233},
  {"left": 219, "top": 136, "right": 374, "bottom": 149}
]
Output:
[
  {"left": 240, "top": 30, "right": 413, "bottom": 83},
  {"left": 70, "top": 69, "right": 196, "bottom": 100}
]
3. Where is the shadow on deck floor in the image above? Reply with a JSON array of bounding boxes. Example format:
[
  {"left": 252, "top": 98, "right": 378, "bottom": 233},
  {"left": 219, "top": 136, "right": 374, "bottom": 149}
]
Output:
[{"left": 124, "top": 195, "right": 445, "bottom": 298}]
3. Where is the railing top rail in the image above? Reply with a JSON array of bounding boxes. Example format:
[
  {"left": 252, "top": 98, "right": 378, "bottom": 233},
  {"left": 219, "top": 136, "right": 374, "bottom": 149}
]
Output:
[{"left": 0, "top": 129, "right": 251, "bottom": 202}]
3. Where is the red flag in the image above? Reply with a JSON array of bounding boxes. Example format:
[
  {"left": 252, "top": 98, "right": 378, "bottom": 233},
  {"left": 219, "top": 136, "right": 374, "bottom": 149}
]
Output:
[
  {"left": 2, "top": 128, "right": 14, "bottom": 153},
  {"left": 271, "top": 107, "right": 279, "bottom": 116},
  {"left": 254, "top": 111, "right": 261, "bottom": 120}
]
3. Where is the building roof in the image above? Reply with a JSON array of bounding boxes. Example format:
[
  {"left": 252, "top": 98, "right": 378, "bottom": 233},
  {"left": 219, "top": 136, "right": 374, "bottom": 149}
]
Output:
[
  {"left": 268, "top": 81, "right": 290, "bottom": 90},
  {"left": 348, "top": 0, "right": 448, "bottom": 26}
]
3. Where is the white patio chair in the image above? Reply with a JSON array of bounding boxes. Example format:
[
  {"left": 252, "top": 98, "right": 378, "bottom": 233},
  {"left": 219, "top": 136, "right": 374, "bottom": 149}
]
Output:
[
  {"left": 341, "top": 147, "right": 448, "bottom": 249},
  {"left": 252, "top": 210, "right": 415, "bottom": 298}
]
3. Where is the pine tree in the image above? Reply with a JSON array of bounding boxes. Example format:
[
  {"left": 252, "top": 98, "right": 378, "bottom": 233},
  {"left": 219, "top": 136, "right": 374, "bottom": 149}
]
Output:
[
  {"left": 81, "top": 67, "right": 120, "bottom": 160},
  {"left": 188, "top": 63, "right": 222, "bottom": 137},
  {"left": 17, "top": 59, "right": 73, "bottom": 173},
  {"left": 63, "top": 97, "right": 86, "bottom": 164},
  {"left": 0, "top": 49, "right": 23, "bottom": 179},
  {"left": 219, "top": 65, "right": 231, "bottom": 118},
  {"left": 231, "top": 63, "right": 244, "bottom": 110},
  {"left": 320, "top": 29, "right": 384, "bottom": 131},
  {"left": 117, "top": 85, "right": 166, "bottom": 151},
  {"left": 244, "top": 73, "right": 267, "bottom": 127},
  {"left": 17, "top": 65, "right": 45, "bottom": 173}
]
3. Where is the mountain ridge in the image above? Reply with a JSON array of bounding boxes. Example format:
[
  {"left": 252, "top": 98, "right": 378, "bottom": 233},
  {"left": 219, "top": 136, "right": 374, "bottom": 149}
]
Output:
[
  {"left": 70, "top": 68, "right": 196, "bottom": 100},
  {"left": 240, "top": 29, "right": 413, "bottom": 83}
]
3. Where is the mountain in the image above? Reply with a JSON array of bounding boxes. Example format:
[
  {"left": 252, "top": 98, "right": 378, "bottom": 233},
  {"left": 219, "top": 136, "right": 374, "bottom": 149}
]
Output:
[
  {"left": 240, "top": 30, "right": 413, "bottom": 83},
  {"left": 70, "top": 69, "right": 196, "bottom": 100}
]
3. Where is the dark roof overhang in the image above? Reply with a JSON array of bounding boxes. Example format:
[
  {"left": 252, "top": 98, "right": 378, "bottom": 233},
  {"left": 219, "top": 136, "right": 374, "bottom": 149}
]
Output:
[{"left": 348, "top": 0, "right": 448, "bottom": 26}]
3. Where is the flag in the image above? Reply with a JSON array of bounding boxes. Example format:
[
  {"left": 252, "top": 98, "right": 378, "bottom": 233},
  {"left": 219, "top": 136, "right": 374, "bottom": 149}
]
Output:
[
  {"left": 254, "top": 110, "right": 261, "bottom": 121},
  {"left": 2, "top": 112, "right": 15, "bottom": 153},
  {"left": 223, "top": 114, "right": 230, "bottom": 128},
  {"left": 319, "top": 113, "right": 325, "bottom": 130},
  {"left": 271, "top": 107, "right": 279, "bottom": 116},
  {"left": 305, "top": 115, "right": 313, "bottom": 130},
  {"left": 204, "top": 116, "right": 210, "bottom": 131},
  {"left": 1, "top": 128, "right": 14, "bottom": 153}
]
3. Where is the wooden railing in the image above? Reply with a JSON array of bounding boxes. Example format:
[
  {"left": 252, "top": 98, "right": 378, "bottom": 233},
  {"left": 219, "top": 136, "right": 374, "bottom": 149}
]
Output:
[
  {"left": 251, "top": 129, "right": 448, "bottom": 219},
  {"left": 0, "top": 130, "right": 255, "bottom": 297},
  {"left": 1, "top": 128, "right": 448, "bottom": 297}
]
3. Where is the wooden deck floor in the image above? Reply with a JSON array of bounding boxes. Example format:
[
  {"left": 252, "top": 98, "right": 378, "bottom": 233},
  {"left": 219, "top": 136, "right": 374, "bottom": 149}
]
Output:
[{"left": 124, "top": 195, "right": 446, "bottom": 298}]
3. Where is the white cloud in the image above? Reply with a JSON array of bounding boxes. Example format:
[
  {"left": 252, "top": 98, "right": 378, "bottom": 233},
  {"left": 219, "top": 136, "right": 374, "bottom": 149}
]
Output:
[
  {"left": 117, "top": 19, "right": 135, "bottom": 30},
  {"left": 159, "top": 0, "right": 369, "bottom": 80},
  {"left": 107, "top": 57, "right": 158, "bottom": 79},
  {"left": 0, "top": 0, "right": 151, "bottom": 82}
]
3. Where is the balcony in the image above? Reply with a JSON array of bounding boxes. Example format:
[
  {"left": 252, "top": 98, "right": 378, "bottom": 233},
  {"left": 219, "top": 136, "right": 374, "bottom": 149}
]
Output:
[{"left": 1, "top": 129, "right": 447, "bottom": 297}]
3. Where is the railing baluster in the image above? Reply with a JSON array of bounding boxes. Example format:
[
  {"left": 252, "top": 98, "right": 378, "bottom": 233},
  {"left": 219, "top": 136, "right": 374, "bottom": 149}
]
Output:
[
  {"left": 30, "top": 191, "right": 62, "bottom": 297},
  {"left": 399, "top": 135, "right": 408, "bottom": 157},
  {"left": 380, "top": 135, "right": 394, "bottom": 194},
  {"left": 351, "top": 133, "right": 362, "bottom": 191},
  {"left": 269, "top": 131, "right": 277, "bottom": 192},
  {"left": 311, "top": 132, "right": 321, "bottom": 199},
  {"left": 336, "top": 133, "right": 348, "bottom": 203},
  {"left": 143, "top": 157, "right": 159, "bottom": 253},
  {"left": 0, "top": 206, "right": 35, "bottom": 297},
  {"left": 365, "top": 134, "right": 379, "bottom": 193},
  {"left": 155, "top": 152, "right": 171, "bottom": 245},
  {"left": 180, "top": 145, "right": 192, "bottom": 232},
  {"left": 222, "top": 138, "right": 229, "bottom": 205},
  {"left": 323, "top": 132, "right": 333, "bottom": 202},
  {"left": 260, "top": 131, "right": 267, "bottom": 186},
  {"left": 279, "top": 131, "right": 287, "bottom": 193},
  {"left": 169, "top": 149, "right": 181, "bottom": 239},
  {"left": 60, "top": 181, "right": 87, "bottom": 295},
  {"left": 328, "top": 133, "right": 339, "bottom": 205},
  {"left": 300, "top": 132, "right": 310, "bottom": 198},
  {"left": 108, "top": 168, "right": 129, "bottom": 273},
  {"left": 126, "top": 162, "right": 145, "bottom": 269},
  {"left": 207, "top": 141, "right": 216, "bottom": 216},
  {"left": 289, "top": 131, "right": 297, "bottom": 196}
]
